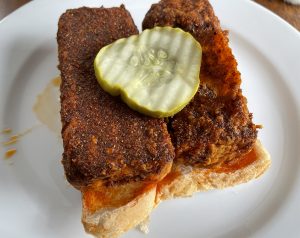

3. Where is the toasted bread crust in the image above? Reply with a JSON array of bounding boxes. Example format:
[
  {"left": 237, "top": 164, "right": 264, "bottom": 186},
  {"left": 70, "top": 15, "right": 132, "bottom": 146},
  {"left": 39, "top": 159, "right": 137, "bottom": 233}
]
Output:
[
  {"left": 157, "top": 140, "right": 271, "bottom": 201},
  {"left": 82, "top": 186, "right": 156, "bottom": 238},
  {"left": 57, "top": 6, "right": 174, "bottom": 187},
  {"left": 82, "top": 140, "right": 270, "bottom": 238},
  {"left": 143, "top": 0, "right": 257, "bottom": 167}
]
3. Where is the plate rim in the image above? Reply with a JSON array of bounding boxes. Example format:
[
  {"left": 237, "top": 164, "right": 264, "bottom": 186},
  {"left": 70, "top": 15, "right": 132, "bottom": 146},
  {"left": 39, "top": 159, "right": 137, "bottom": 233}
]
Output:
[{"left": 0, "top": 0, "right": 299, "bottom": 237}]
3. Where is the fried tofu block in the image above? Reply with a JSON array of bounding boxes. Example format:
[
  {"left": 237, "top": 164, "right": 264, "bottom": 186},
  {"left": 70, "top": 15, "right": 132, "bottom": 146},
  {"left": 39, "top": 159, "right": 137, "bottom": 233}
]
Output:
[
  {"left": 57, "top": 6, "right": 174, "bottom": 188},
  {"left": 143, "top": 0, "right": 257, "bottom": 167}
]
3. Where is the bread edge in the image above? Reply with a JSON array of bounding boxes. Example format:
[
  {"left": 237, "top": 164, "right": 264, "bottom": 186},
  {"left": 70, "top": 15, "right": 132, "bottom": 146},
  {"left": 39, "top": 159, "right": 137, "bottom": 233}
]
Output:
[
  {"left": 82, "top": 186, "right": 156, "bottom": 238},
  {"left": 157, "top": 140, "right": 271, "bottom": 201},
  {"left": 81, "top": 139, "right": 270, "bottom": 237}
]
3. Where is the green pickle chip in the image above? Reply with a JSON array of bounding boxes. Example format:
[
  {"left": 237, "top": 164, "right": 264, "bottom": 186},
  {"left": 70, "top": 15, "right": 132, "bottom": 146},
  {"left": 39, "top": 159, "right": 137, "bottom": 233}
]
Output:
[{"left": 94, "top": 26, "right": 202, "bottom": 118}]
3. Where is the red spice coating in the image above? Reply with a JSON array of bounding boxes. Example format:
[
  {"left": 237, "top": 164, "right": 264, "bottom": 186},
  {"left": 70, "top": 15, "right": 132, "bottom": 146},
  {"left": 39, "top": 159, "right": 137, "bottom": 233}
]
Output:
[
  {"left": 57, "top": 6, "right": 174, "bottom": 187},
  {"left": 143, "top": 0, "right": 257, "bottom": 167}
]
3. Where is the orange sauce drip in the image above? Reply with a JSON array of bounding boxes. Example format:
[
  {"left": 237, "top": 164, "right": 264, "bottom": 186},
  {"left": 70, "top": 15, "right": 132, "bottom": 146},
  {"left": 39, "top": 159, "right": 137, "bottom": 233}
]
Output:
[
  {"left": 1, "top": 128, "right": 12, "bottom": 134},
  {"left": 214, "top": 149, "right": 257, "bottom": 173},
  {"left": 51, "top": 76, "right": 61, "bottom": 87},
  {"left": 82, "top": 182, "right": 156, "bottom": 213},
  {"left": 10, "top": 135, "right": 19, "bottom": 140},
  {"left": 4, "top": 149, "right": 17, "bottom": 159},
  {"left": 2, "top": 130, "right": 32, "bottom": 147},
  {"left": 33, "top": 77, "right": 61, "bottom": 134},
  {"left": 81, "top": 151, "right": 257, "bottom": 213},
  {"left": 2, "top": 138, "right": 18, "bottom": 146},
  {"left": 157, "top": 171, "right": 181, "bottom": 194}
]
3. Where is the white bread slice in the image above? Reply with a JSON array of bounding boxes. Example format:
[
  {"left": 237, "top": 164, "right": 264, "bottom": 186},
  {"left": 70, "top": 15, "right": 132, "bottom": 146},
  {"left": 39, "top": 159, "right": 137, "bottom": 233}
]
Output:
[
  {"left": 81, "top": 139, "right": 270, "bottom": 238},
  {"left": 157, "top": 140, "right": 271, "bottom": 201},
  {"left": 82, "top": 186, "right": 156, "bottom": 238}
]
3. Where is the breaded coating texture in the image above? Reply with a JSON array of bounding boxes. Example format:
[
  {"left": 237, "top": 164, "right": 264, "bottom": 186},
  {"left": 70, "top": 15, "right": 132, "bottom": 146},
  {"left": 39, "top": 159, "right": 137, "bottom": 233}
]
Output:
[
  {"left": 143, "top": 0, "right": 257, "bottom": 167},
  {"left": 57, "top": 6, "right": 174, "bottom": 187}
]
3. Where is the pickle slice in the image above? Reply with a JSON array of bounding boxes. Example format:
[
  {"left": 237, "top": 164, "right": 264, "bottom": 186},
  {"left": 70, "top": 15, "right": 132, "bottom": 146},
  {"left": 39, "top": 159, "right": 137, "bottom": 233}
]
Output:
[{"left": 94, "top": 26, "right": 202, "bottom": 118}]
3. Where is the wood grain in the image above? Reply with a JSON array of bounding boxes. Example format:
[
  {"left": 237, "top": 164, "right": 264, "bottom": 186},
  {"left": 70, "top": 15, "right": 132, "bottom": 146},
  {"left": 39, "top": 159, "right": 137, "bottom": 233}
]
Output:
[
  {"left": 0, "top": 0, "right": 299, "bottom": 31},
  {"left": 0, "top": 0, "right": 30, "bottom": 20},
  {"left": 254, "top": 0, "right": 300, "bottom": 31}
]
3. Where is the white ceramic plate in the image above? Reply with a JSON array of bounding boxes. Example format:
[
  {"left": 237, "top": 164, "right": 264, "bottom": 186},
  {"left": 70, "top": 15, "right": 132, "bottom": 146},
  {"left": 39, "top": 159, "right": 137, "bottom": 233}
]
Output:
[{"left": 0, "top": 0, "right": 299, "bottom": 237}]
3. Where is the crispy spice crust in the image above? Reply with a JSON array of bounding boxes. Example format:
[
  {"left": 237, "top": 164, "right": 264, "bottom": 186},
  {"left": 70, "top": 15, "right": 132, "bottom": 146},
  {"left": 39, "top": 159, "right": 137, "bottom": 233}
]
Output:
[
  {"left": 57, "top": 6, "right": 174, "bottom": 187},
  {"left": 143, "top": 0, "right": 257, "bottom": 167}
]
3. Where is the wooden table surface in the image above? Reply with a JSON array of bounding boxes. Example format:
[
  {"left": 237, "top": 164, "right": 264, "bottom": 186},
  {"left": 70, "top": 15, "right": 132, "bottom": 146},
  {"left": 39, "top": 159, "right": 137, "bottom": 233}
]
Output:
[{"left": 0, "top": 0, "right": 300, "bottom": 31}]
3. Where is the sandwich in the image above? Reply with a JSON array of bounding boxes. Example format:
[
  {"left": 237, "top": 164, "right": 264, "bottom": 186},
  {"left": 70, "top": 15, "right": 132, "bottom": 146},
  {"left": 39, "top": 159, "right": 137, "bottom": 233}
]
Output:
[{"left": 57, "top": 1, "right": 270, "bottom": 238}]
